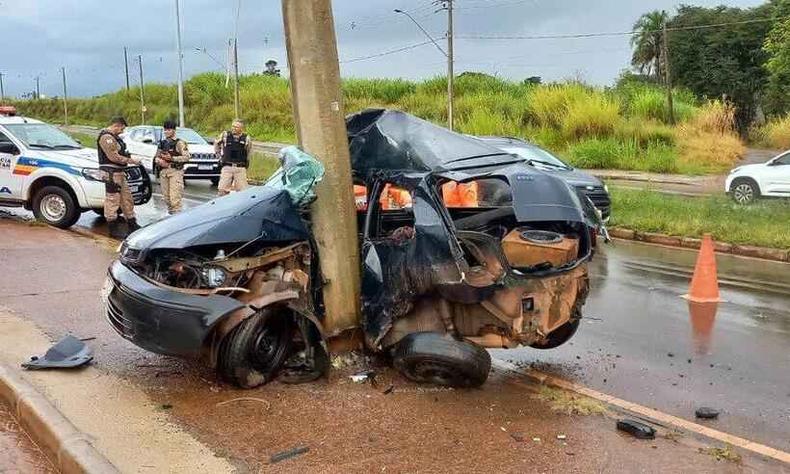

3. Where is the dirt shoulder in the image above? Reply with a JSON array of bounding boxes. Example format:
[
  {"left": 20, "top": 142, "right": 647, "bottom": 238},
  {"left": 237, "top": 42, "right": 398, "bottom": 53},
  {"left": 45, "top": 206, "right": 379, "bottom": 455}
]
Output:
[{"left": 0, "top": 218, "right": 786, "bottom": 473}]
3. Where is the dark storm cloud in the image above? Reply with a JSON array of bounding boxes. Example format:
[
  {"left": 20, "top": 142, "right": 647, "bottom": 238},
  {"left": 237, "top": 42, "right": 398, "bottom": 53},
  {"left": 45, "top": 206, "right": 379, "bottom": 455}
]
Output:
[{"left": 0, "top": 0, "right": 764, "bottom": 98}]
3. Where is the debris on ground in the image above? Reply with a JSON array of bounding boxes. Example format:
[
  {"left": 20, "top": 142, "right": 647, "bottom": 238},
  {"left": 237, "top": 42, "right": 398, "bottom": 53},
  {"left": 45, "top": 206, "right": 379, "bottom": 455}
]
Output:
[
  {"left": 22, "top": 335, "right": 93, "bottom": 370},
  {"left": 534, "top": 386, "right": 607, "bottom": 416},
  {"left": 695, "top": 407, "right": 720, "bottom": 419},
  {"left": 330, "top": 352, "right": 369, "bottom": 370},
  {"left": 160, "top": 404, "right": 173, "bottom": 410},
  {"left": 698, "top": 445, "right": 742, "bottom": 463},
  {"left": 350, "top": 371, "right": 376, "bottom": 383},
  {"left": 382, "top": 385, "right": 394, "bottom": 395},
  {"left": 532, "top": 437, "right": 541, "bottom": 443},
  {"left": 270, "top": 446, "right": 309, "bottom": 464},
  {"left": 616, "top": 419, "right": 656, "bottom": 439},
  {"left": 557, "top": 434, "right": 567, "bottom": 440},
  {"left": 509, "top": 432, "right": 525, "bottom": 442}
]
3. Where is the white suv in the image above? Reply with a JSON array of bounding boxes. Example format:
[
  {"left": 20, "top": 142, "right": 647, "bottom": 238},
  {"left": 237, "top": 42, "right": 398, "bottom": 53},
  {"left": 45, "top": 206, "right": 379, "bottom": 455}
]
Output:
[{"left": 725, "top": 151, "right": 790, "bottom": 204}]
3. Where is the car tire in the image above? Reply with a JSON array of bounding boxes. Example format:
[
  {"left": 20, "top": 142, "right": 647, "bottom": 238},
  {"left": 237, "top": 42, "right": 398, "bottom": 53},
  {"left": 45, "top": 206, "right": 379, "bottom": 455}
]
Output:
[
  {"left": 218, "top": 308, "right": 293, "bottom": 389},
  {"left": 32, "top": 186, "right": 80, "bottom": 229},
  {"left": 210, "top": 177, "right": 220, "bottom": 187},
  {"left": 529, "top": 310, "right": 581, "bottom": 350},
  {"left": 730, "top": 178, "right": 760, "bottom": 204},
  {"left": 393, "top": 332, "right": 491, "bottom": 388}
]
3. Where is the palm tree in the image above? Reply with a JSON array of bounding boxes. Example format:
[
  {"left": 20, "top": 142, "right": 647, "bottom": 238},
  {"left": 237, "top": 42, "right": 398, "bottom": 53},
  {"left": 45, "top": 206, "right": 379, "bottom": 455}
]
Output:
[{"left": 631, "top": 10, "right": 669, "bottom": 82}]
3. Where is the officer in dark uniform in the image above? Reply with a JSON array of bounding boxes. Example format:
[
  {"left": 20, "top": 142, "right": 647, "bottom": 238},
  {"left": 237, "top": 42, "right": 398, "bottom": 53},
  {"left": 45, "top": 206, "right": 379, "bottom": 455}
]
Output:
[
  {"left": 97, "top": 116, "right": 142, "bottom": 239},
  {"left": 155, "top": 120, "right": 190, "bottom": 214},
  {"left": 214, "top": 119, "right": 251, "bottom": 196}
]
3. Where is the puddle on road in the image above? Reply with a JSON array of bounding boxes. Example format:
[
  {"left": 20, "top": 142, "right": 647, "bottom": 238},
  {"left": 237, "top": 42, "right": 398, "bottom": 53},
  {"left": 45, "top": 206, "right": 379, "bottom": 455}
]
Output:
[{"left": 687, "top": 301, "right": 719, "bottom": 355}]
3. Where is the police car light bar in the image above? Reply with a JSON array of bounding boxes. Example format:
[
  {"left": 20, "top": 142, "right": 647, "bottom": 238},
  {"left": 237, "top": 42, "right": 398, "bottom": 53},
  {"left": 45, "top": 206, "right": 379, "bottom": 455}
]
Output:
[{"left": 0, "top": 105, "right": 17, "bottom": 116}]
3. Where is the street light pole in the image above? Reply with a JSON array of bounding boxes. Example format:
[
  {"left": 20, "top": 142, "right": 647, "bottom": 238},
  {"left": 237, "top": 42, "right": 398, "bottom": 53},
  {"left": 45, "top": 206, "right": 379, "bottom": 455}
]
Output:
[
  {"left": 61, "top": 67, "right": 68, "bottom": 126},
  {"left": 446, "top": 0, "right": 454, "bottom": 130},
  {"left": 137, "top": 55, "right": 146, "bottom": 124},
  {"left": 0, "top": 73, "right": 5, "bottom": 102},
  {"left": 233, "top": 37, "right": 240, "bottom": 118},
  {"left": 174, "top": 0, "right": 186, "bottom": 127},
  {"left": 123, "top": 47, "right": 130, "bottom": 91}
]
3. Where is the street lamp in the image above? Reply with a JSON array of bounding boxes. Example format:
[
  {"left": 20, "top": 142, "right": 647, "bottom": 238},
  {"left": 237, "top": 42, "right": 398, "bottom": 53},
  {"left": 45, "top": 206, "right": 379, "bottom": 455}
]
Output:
[{"left": 393, "top": 9, "right": 447, "bottom": 57}]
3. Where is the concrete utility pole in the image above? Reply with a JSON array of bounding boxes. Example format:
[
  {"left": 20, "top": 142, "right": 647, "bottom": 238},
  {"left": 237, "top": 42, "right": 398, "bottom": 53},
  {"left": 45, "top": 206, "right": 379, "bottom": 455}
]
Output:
[
  {"left": 137, "top": 55, "right": 147, "bottom": 124},
  {"left": 0, "top": 73, "right": 5, "bottom": 102},
  {"left": 35, "top": 76, "right": 40, "bottom": 100},
  {"left": 124, "top": 47, "right": 130, "bottom": 91},
  {"left": 233, "top": 38, "right": 240, "bottom": 118},
  {"left": 446, "top": 0, "right": 454, "bottom": 130},
  {"left": 282, "top": 0, "right": 361, "bottom": 339},
  {"left": 662, "top": 23, "right": 675, "bottom": 125},
  {"left": 61, "top": 67, "right": 68, "bottom": 126},
  {"left": 174, "top": 0, "right": 186, "bottom": 127}
]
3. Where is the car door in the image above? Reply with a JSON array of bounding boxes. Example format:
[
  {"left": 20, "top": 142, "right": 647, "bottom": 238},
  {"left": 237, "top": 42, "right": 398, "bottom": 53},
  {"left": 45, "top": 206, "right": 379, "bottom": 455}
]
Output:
[
  {"left": 765, "top": 152, "right": 790, "bottom": 195},
  {"left": 0, "top": 128, "right": 25, "bottom": 200}
]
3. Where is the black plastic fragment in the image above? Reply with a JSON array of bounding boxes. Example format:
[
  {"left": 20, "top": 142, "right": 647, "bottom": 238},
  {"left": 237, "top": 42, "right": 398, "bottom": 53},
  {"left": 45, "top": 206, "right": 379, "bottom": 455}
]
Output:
[
  {"left": 695, "top": 407, "right": 720, "bottom": 419},
  {"left": 270, "top": 446, "right": 309, "bottom": 464},
  {"left": 22, "top": 335, "right": 93, "bottom": 370},
  {"left": 616, "top": 419, "right": 656, "bottom": 439}
]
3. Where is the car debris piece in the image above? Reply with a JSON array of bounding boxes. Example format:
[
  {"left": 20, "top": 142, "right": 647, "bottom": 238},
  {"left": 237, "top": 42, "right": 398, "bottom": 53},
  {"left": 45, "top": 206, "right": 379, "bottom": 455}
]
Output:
[
  {"left": 350, "top": 370, "right": 376, "bottom": 383},
  {"left": 270, "top": 446, "right": 309, "bottom": 464},
  {"left": 22, "top": 335, "right": 93, "bottom": 370},
  {"left": 616, "top": 419, "right": 656, "bottom": 439},
  {"left": 557, "top": 434, "right": 567, "bottom": 440},
  {"left": 695, "top": 407, "right": 720, "bottom": 419}
]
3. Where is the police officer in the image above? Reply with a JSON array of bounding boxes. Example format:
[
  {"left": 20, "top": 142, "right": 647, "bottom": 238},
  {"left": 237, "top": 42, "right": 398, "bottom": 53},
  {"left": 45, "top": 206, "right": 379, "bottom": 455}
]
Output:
[
  {"left": 155, "top": 120, "right": 190, "bottom": 214},
  {"left": 97, "top": 116, "right": 142, "bottom": 239},
  {"left": 214, "top": 119, "right": 252, "bottom": 196}
]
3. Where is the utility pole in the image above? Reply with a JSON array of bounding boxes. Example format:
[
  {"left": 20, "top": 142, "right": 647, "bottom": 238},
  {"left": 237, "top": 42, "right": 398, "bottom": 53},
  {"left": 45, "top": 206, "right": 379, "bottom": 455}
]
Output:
[
  {"left": 61, "top": 67, "right": 68, "bottom": 126},
  {"left": 137, "top": 55, "right": 147, "bottom": 124},
  {"left": 0, "top": 73, "right": 5, "bottom": 102},
  {"left": 662, "top": 23, "right": 675, "bottom": 125},
  {"left": 282, "top": 0, "right": 361, "bottom": 341},
  {"left": 446, "top": 0, "right": 454, "bottom": 130},
  {"left": 35, "top": 76, "right": 40, "bottom": 100},
  {"left": 123, "top": 47, "right": 130, "bottom": 91},
  {"left": 233, "top": 38, "right": 240, "bottom": 118},
  {"left": 174, "top": 0, "right": 186, "bottom": 127}
]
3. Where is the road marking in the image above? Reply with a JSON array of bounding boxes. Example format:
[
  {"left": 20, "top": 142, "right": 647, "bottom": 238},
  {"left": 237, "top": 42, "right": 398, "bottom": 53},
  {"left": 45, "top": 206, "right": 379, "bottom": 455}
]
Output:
[{"left": 493, "top": 359, "right": 790, "bottom": 465}]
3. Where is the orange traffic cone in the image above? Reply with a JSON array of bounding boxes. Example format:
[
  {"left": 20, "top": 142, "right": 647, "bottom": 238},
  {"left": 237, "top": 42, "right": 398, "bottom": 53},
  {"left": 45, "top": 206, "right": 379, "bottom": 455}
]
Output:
[{"left": 683, "top": 233, "right": 721, "bottom": 303}]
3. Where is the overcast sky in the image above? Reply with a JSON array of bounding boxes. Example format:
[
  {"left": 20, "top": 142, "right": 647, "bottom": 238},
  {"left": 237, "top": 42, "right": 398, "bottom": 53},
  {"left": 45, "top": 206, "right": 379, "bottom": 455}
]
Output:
[{"left": 0, "top": 0, "right": 765, "bottom": 98}]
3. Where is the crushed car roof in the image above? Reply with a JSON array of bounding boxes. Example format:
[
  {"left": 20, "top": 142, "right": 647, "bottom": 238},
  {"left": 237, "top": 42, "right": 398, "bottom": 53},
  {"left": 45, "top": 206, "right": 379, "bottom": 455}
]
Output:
[{"left": 346, "top": 109, "right": 522, "bottom": 175}]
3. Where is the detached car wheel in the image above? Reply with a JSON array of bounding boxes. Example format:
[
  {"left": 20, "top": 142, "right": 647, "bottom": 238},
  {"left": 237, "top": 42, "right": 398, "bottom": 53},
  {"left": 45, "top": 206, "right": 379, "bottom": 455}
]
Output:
[
  {"left": 218, "top": 309, "right": 293, "bottom": 388},
  {"left": 730, "top": 179, "right": 759, "bottom": 204},
  {"left": 393, "top": 332, "right": 491, "bottom": 388},
  {"left": 32, "top": 186, "right": 80, "bottom": 229}
]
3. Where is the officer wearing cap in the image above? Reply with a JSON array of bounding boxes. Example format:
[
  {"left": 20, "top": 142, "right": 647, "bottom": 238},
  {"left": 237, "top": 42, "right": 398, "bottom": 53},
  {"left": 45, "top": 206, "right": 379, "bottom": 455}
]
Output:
[
  {"left": 97, "top": 116, "right": 142, "bottom": 239},
  {"left": 214, "top": 119, "right": 252, "bottom": 196},
  {"left": 155, "top": 120, "right": 190, "bottom": 214}
]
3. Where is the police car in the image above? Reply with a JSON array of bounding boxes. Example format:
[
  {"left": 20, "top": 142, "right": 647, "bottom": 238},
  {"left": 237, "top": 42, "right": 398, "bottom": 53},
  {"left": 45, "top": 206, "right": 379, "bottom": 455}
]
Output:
[{"left": 0, "top": 106, "right": 151, "bottom": 228}]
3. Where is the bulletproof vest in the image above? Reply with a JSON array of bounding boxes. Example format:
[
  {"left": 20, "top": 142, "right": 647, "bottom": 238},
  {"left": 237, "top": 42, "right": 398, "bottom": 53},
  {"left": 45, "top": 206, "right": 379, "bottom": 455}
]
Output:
[
  {"left": 97, "top": 131, "right": 130, "bottom": 167},
  {"left": 158, "top": 137, "right": 182, "bottom": 156},
  {"left": 222, "top": 132, "right": 248, "bottom": 165}
]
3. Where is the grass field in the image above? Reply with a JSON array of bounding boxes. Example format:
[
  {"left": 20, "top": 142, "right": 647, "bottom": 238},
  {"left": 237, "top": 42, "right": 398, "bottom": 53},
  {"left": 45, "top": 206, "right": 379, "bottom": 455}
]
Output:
[
  {"left": 608, "top": 187, "right": 790, "bottom": 249},
  {"left": 18, "top": 73, "right": 747, "bottom": 175}
]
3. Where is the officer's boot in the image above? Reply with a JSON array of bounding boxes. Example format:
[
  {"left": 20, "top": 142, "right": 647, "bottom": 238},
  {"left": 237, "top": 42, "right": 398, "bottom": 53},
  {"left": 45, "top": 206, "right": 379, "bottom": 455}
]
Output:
[
  {"left": 127, "top": 218, "right": 141, "bottom": 233},
  {"left": 108, "top": 220, "right": 128, "bottom": 240}
]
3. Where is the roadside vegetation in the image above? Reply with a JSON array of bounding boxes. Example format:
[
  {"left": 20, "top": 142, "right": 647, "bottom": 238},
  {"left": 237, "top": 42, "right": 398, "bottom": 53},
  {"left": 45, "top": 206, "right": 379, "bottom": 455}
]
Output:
[
  {"left": 17, "top": 72, "right": 745, "bottom": 175},
  {"left": 609, "top": 187, "right": 790, "bottom": 249}
]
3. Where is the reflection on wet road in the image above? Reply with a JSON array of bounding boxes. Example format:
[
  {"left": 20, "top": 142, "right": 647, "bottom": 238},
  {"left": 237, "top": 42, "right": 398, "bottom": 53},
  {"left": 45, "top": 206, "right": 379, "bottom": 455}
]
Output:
[{"left": 500, "top": 239, "right": 790, "bottom": 451}]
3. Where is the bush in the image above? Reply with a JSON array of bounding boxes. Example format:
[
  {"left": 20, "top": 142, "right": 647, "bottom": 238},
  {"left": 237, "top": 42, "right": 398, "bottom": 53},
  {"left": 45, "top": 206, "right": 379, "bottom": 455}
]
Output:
[
  {"left": 676, "top": 101, "right": 745, "bottom": 172},
  {"left": 755, "top": 114, "right": 790, "bottom": 150}
]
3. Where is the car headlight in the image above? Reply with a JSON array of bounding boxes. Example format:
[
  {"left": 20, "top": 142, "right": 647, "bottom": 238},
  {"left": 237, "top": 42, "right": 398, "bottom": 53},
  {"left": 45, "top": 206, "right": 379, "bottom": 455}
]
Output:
[
  {"left": 603, "top": 184, "right": 609, "bottom": 193},
  {"left": 82, "top": 168, "right": 105, "bottom": 182}
]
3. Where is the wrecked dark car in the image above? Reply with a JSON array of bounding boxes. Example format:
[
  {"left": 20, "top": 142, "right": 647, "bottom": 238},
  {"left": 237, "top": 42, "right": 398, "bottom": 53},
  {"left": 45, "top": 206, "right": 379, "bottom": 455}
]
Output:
[{"left": 104, "top": 109, "right": 597, "bottom": 389}]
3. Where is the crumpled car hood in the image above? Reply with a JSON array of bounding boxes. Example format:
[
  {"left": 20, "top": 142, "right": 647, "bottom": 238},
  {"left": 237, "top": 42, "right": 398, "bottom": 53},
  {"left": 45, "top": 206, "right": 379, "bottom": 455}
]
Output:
[{"left": 125, "top": 186, "right": 309, "bottom": 251}]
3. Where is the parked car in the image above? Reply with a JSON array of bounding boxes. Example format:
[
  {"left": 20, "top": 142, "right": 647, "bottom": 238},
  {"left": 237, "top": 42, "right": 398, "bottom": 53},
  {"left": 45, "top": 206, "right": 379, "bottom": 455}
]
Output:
[
  {"left": 476, "top": 136, "right": 611, "bottom": 220},
  {"left": 0, "top": 106, "right": 151, "bottom": 228},
  {"left": 104, "top": 110, "right": 598, "bottom": 389},
  {"left": 122, "top": 125, "right": 221, "bottom": 185},
  {"left": 725, "top": 150, "right": 790, "bottom": 204}
]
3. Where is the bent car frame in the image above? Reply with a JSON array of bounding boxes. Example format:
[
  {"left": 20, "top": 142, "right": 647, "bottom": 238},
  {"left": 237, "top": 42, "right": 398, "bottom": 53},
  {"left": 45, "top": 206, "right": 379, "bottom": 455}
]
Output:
[{"left": 104, "top": 110, "right": 599, "bottom": 388}]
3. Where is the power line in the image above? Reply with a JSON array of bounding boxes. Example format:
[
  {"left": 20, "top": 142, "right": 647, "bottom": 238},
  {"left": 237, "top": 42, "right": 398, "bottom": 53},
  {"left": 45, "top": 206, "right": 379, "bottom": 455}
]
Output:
[
  {"left": 457, "top": 16, "right": 790, "bottom": 41},
  {"left": 340, "top": 40, "right": 434, "bottom": 64}
]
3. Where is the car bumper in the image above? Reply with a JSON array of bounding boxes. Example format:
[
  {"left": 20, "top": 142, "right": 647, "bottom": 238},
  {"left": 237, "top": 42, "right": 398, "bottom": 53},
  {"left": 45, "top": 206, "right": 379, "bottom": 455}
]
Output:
[
  {"left": 104, "top": 260, "right": 245, "bottom": 358},
  {"left": 183, "top": 161, "right": 221, "bottom": 179}
]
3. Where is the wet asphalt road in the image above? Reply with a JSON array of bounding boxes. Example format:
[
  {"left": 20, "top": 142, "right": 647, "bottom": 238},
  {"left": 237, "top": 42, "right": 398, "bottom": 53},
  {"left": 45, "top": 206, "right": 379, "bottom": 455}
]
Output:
[
  {"left": 499, "top": 240, "right": 790, "bottom": 451},
  {"left": 4, "top": 179, "right": 790, "bottom": 455}
]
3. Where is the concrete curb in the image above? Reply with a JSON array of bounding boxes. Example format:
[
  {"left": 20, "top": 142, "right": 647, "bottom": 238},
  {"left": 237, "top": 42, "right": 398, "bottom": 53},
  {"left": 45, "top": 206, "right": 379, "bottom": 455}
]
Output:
[
  {"left": 492, "top": 360, "right": 790, "bottom": 465},
  {"left": 0, "top": 363, "right": 119, "bottom": 473},
  {"left": 608, "top": 227, "right": 790, "bottom": 263}
]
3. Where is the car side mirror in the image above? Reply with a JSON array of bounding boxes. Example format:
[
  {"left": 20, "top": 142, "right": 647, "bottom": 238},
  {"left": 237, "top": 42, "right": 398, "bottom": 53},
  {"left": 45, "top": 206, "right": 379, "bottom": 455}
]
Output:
[
  {"left": 205, "top": 138, "right": 214, "bottom": 145},
  {"left": 142, "top": 138, "right": 154, "bottom": 144},
  {"left": 0, "top": 143, "right": 19, "bottom": 155}
]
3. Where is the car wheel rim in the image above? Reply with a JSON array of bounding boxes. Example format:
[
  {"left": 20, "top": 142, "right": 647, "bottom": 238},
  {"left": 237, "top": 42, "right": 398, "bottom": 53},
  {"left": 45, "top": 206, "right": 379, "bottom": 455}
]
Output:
[
  {"left": 733, "top": 184, "right": 753, "bottom": 203},
  {"left": 40, "top": 194, "right": 66, "bottom": 222}
]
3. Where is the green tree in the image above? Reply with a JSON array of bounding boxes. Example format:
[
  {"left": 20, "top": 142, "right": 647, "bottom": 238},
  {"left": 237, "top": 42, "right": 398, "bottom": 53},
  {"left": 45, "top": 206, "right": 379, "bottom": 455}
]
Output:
[
  {"left": 630, "top": 10, "right": 669, "bottom": 82},
  {"left": 763, "top": 1, "right": 790, "bottom": 116},
  {"left": 666, "top": 5, "right": 774, "bottom": 131}
]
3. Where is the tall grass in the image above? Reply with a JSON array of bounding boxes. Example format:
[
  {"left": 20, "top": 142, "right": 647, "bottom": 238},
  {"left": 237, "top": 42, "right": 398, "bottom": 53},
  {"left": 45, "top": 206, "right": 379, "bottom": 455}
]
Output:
[
  {"left": 753, "top": 114, "right": 790, "bottom": 150},
  {"left": 11, "top": 72, "right": 747, "bottom": 175}
]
